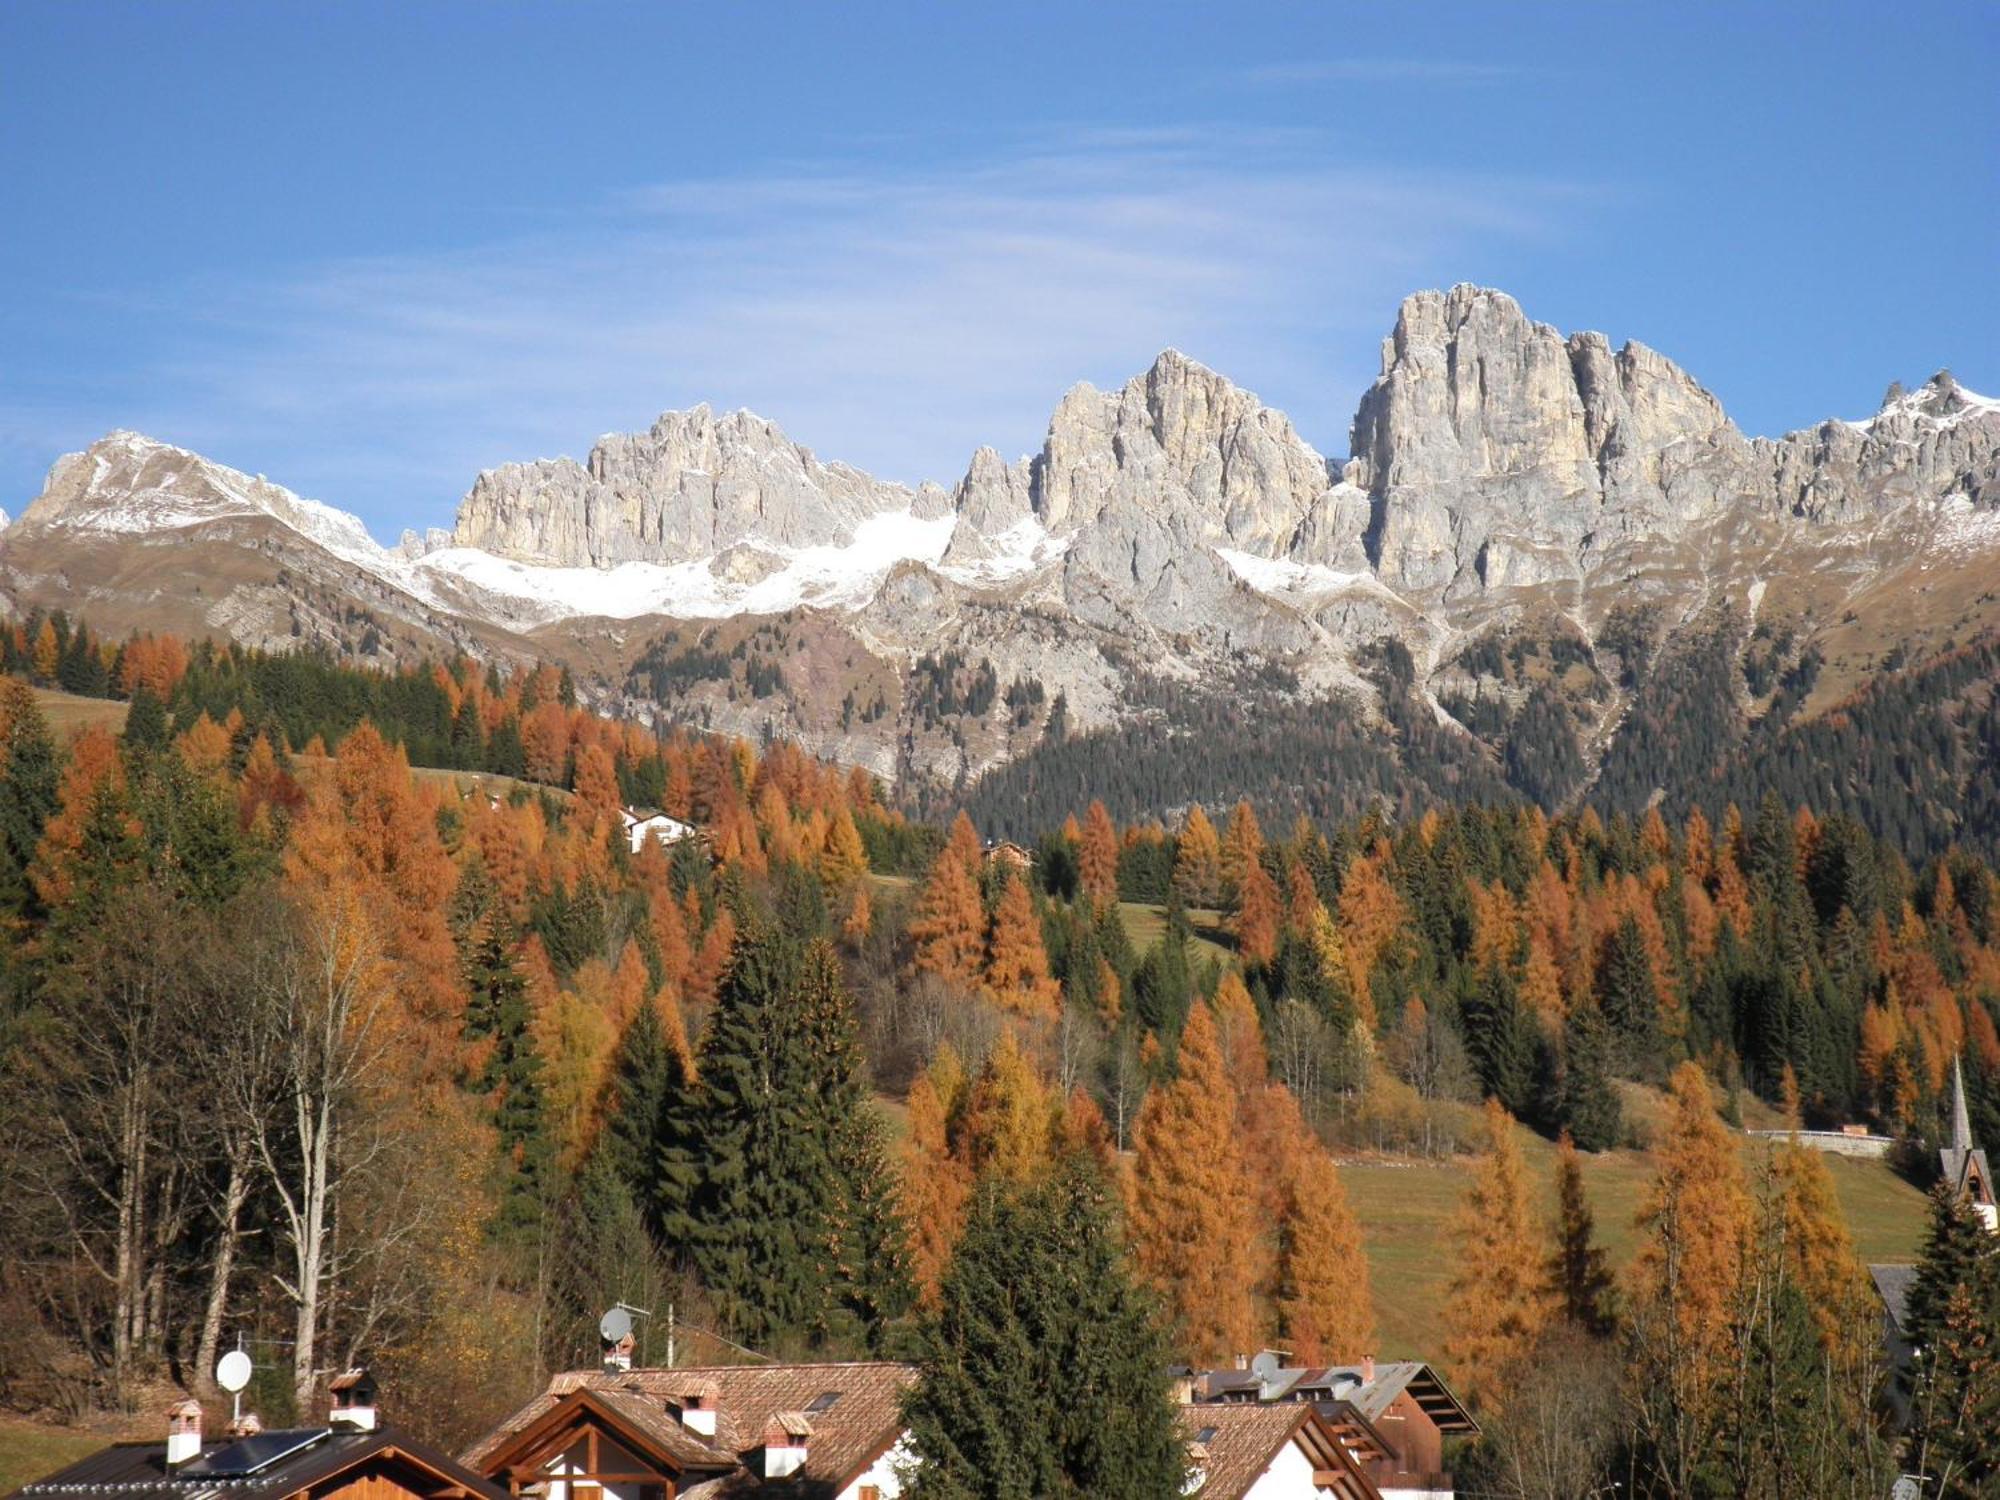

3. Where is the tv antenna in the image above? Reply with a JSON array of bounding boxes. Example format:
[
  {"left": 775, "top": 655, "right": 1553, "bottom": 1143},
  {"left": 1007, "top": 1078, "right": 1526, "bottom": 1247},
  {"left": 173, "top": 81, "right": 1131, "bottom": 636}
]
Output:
[{"left": 216, "top": 1344, "right": 253, "bottom": 1429}]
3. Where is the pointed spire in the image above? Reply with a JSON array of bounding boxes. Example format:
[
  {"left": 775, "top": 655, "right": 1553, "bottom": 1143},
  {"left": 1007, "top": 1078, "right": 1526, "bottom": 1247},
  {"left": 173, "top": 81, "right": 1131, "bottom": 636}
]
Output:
[{"left": 1951, "top": 1052, "right": 1975, "bottom": 1154}]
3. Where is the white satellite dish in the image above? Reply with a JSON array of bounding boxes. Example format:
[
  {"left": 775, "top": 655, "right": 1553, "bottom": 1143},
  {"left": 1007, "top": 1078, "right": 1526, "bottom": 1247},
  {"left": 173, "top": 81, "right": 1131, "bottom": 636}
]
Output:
[
  {"left": 599, "top": 1306, "right": 634, "bottom": 1344},
  {"left": 216, "top": 1349, "right": 253, "bottom": 1394}
]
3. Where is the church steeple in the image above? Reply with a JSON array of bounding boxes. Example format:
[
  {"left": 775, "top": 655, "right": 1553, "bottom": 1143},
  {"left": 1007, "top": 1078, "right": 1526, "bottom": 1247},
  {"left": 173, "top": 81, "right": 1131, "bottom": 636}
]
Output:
[{"left": 1951, "top": 1052, "right": 1975, "bottom": 1155}]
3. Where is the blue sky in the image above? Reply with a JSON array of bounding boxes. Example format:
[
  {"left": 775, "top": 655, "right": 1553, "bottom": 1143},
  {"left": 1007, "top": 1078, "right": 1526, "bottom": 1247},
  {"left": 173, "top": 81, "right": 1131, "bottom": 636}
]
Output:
[{"left": 2, "top": 1, "right": 1994, "bottom": 536}]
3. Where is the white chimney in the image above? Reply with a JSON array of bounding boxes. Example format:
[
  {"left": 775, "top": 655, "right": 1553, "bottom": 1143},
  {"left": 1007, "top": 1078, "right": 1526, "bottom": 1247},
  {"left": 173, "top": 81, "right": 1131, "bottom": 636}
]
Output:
[
  {"left": 166, "top": 1399, "right": 204, "bottom": 1468},
  {"left": 329, "top": 1369, "right": 378, "bottom": 1432},
  {"left": 760, "top": 1413, "right": 811, "bottom": 1479},
  {"left": 1361, "top": 1354, "right": 1376, "bottom": 1385},
  {"left": 675, "top": 1381, "right": 720, "bottom": 1439}
]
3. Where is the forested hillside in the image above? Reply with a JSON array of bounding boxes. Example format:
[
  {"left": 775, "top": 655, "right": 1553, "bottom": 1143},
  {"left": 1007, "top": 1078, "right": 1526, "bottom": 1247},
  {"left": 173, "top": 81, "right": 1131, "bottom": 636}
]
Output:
[{"left": 2, "top": 612, "right": 1998, "bottom": 1491}]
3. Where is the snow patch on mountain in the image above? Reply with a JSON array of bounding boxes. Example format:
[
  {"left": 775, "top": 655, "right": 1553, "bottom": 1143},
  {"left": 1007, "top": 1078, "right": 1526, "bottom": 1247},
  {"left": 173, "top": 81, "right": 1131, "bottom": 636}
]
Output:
[
  {"left": 1216, "top": 547, "right": 1395, "bottom": 605},
  {"left": 412, "top": 508, "right": 961, "bottom": 625}
]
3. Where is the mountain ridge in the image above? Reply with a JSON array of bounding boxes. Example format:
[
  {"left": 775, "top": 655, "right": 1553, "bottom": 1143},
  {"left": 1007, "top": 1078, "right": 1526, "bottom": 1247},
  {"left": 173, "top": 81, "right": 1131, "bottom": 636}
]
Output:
[{"left": 5, "top": 284, "right": 1997, "bottom": 810}]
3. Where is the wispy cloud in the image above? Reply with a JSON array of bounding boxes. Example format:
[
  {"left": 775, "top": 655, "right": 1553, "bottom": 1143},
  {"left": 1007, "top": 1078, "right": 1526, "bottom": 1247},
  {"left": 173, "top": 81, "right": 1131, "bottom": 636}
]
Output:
[
  {"left": 1238, "top": 59, "right": 1525, "bottom": 86},
  {"left": 22, "top": 130, "right": 1590, "bottom": 534}
]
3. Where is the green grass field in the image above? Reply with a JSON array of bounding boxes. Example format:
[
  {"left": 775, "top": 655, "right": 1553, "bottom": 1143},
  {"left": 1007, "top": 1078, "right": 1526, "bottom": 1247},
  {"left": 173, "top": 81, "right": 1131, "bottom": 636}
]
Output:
[
  {"left": 1347, "top": 1123, "right": 1928, "bottom": 1358},
  {"left": 1117, "top": 901, "right": 1236, "bottom": 970},
  {"left": 30, "top": 686, "right": 129, "bottom": 738}
]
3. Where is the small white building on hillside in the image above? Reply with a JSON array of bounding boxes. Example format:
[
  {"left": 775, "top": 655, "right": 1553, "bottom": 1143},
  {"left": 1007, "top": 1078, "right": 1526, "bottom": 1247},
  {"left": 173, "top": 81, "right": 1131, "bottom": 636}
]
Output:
[{"left": 623, "top": 809, "right": 695, "bottom": 855}]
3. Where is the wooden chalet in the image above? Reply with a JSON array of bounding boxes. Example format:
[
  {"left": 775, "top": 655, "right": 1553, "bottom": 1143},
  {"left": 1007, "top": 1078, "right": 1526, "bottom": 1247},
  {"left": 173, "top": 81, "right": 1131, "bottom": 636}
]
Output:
[
  {"left": 1189, "top": 1358, "right": 1477, "bottom": 1500},
  {"left": 463, "top": 1364, "right": 915, "bottom": 1500},
  {"left": 981, "top": 840, "right": 1033, "bottom": 873},
  {"left": 5, "top": 1374, "right": 502, "bottom": 1500}
]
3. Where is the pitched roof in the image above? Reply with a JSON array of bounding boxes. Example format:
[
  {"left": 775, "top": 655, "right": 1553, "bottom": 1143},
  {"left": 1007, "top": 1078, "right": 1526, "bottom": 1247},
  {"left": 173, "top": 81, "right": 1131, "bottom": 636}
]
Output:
[
  {"left": 1195, "top": 1362, "right": 1478, "bottom": 1434},
  {"left": 7, "top": 1428, "right": 506, "bottom": 1500},
  {"left": 465, "top": 1363, "right": 914, "bottom": 1495},
  {"left": 1180, "top": 1405, "right": 1377, "bottom": 1500},
  {"left": 1870, "top": 1263, "right": 1918, "bottom": 1335}
]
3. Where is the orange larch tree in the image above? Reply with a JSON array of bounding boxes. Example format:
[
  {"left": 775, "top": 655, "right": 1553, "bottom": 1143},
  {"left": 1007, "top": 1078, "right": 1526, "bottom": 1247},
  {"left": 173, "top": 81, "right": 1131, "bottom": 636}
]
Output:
[
  {"left": 1442, "top": 1097, "right": 1554, "bottom": 1413},
  {"left": 983, "top": 873, "right": 1061, "bottom": 1017},
  {"left": 1078, "top": 799, "right": 1120, "bottom": 915},
  {"left": 910, "top": 844, "right": 988, "bottom": 993},
  {"left": 1128, "top": 1002, "right": 1265, "bottom": 1363},
  {"left": 1172, "top": 805, "right": 1222, "bottom": 910},
  {"left": 900, "top": 1073, "right": 971, "bottom": 1307},
  {"left": 1277, "top": 1114, "right": 1375, "bottom": 1363},
  {"left": 1234, "top": 856, "right": 1282, "bottom": 968}
]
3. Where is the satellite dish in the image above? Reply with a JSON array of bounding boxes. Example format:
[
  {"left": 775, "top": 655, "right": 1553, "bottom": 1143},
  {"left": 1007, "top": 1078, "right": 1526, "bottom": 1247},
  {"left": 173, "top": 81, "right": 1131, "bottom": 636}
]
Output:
[
  {"left": 1250, "top": 1351, "right": 1282, "bottom": 1381},
  {"left": 599, "top": 1306, "right": 634, "bottom": 1344},
  {"left": 216, "top": 1349, "right": 253, "bottom": 1395},
  {"left": 1891, "top": 1480, "right": 1921, "bottom": 1500}
]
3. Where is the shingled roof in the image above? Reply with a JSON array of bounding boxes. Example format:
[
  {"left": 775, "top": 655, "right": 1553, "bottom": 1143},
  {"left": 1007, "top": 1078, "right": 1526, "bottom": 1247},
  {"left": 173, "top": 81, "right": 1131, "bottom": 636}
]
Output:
[
  {"left": 1180, "top": 1405, "right": 1377, "bottom": 1500},
  {"left": 465, "top": 1362, "right": 915, "bottom": 1498},
  {"left": 8, "top": 1427, "right": 505, "bottom": 1500}
]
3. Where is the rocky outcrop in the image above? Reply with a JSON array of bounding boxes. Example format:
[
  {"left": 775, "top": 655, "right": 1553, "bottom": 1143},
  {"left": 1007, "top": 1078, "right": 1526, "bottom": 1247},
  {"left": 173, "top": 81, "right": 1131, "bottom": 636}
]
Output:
[
  {"left": 1348, "top": 287, "right": 1763, "bottom": 593},
  {"left": 1764, "top": 374, "right": 2000, "bottom": 522},
  {"left": 451, "top": 404, "right": 923, "bottom": 567},
  {"left": 1348, "top": 286, "right": 2000, "bottom": 596}
]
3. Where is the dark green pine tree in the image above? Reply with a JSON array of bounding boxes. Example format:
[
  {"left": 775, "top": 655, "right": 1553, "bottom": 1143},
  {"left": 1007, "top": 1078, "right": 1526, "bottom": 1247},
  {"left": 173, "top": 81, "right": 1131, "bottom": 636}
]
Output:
[
  {"left": 591, "top": 998, "right": 695, "bottom": 1234},
  {"left": 1557, "top": 1002, "right": 1625, "bottom": 1152},
  {"left": 1902, "top": 1179, "right": 2000, "bottom": 1494},
  {"left": 1462, "top": 963, "right": 1539, "bottom": 1119},
  {"left": 462, "top": 914, "right": 556, "bottom": 1243},
  {"left": 1131, "top": 895, "right": 1193, "bottom": 1039},
  {"left": 1595, "top": 914, "right": 1662, "bottom": 1074},
  {"left": 902, "top": 1159, "right": 1189, "bottom": 1500},
  {"left": 0, "top": 690, "right": 62, "bottom": 924},
  {"left": 1549, "top": 1137, "right": 1617, "bottom": 1337},
  {"left": 1906, "top": 1180, "right": 1998, "bottom": 1355},
  {"left": 793, "top": 939, "right": 913, "bottom": 1348},
  {"left": 486, "top": 714, "right": 528, "bottom": 779},
  {"left": 123, "top": 685, "right": 170, "bottom": 753},
  {"left": 656, "top": 919, "right": 853, "bottom": 1346}
]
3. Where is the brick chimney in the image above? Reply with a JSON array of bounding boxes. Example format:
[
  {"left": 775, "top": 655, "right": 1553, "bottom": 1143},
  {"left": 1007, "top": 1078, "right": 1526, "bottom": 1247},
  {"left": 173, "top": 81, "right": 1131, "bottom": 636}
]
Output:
[
  {"left": 673, "top": 1380, "right": 720, "bottom": 1439},
  {"left": 225, "top": 1413, "right": 264, "bottom": 1439},
  {"left": 1361, "top": 1354, "right": 1376, "bottom": 1385},
  {"left": 602, "top": 1333, "right": 635, "bottom": 1374},
  {"left": 329, "top": 1369, "right": 378, "bottom": 1432},
  {"left": 166, "top": 1399, "right": 204, "bottom": 1468},
  {"left": 759, "top": 1412, "right": 811, "bottom": 1479}
]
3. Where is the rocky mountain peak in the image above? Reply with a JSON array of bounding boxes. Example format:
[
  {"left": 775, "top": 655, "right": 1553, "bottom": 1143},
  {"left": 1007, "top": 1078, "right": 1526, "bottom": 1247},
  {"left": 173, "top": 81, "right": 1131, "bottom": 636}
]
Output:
[{"left": 449, "top": 402, "right": 918, "bottom": 569}]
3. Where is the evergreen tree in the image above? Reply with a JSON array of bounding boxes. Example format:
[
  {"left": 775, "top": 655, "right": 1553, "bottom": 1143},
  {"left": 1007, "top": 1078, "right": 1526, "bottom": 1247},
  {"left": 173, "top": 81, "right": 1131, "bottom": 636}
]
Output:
[
  {"left": 658, "top": 924, "right": 908, "bottom": 1348},
  {"left": 123, "top": 685, "right": 170, "bottom": 752},
  {"left": 0, "top": 685, "right": 63, "bottom": 924},
  {"left": 1130, "top": 897, "right": 1194, "bottom": 1039},
  {"left": 462, "top": 914, "right": 555, "bottom": 1243},
  {"left": 1557, "top": 1001, "right": 1624, "bottom": 1151},
  {"left": 1595, "top": 914, "right": 1662, "bottom": 1072},
  {"left": 902, "top": 1160, "right": 1188, "bottom": 1500},
  {"left": 1906, "top": 1179, "right": 1998, "bottom": 1357},
  {"left": 1464, "top": 962, "right": 1539, "bottom": 1118},
  {"left": 592, "top": 997, "right": 694, "bottom": 1232},
  {"left": 1549, "top": 1134, "right": 1615, "bottom": 1337}
]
